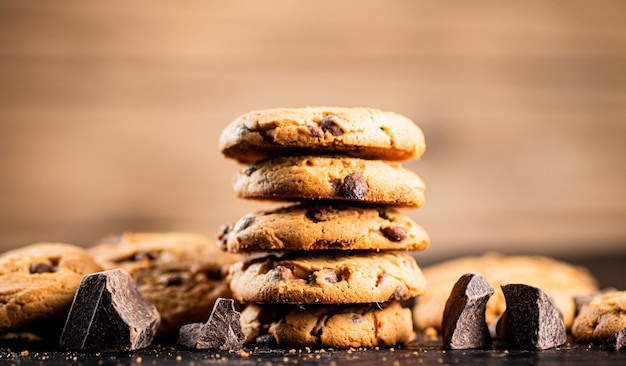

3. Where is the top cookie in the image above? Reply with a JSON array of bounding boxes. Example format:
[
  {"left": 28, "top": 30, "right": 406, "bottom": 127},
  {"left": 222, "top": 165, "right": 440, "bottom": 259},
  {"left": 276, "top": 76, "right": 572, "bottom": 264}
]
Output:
[
  {"left": 413, "top": 253, "right": 599, "bottom": 331},
  {"left": 219, "top": 107, "right": 426, "bottom": 163},
  {"left": 571, "top": 291, "right": 626, "bottom": 342},
  {"left": 0, "top": 242, "right": 103, "bottom": 330}
]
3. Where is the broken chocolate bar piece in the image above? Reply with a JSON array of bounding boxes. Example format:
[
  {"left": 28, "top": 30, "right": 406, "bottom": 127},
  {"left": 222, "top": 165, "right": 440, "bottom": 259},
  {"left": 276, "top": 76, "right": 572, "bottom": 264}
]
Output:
[
  {"left": 495, "top": 284, "right": 566, "bottom": 350},
  {"left": 59, "top": 269, "right": 160, "bottom": 352},
  {"left": 177, "top": 298, "right": 245, "bottom": 350},
  {"left": 442, "top": 273, "right": 494, "bottom": 349},
  {"left": 607, "top": 328, "right": 626, "bottom": 351}
]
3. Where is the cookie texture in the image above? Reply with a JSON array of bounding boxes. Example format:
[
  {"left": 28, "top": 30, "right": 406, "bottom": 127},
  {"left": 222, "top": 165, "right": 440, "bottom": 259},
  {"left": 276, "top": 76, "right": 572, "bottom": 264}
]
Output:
[
  {"left": 219, "top": 107, "right": 426, "bottom": 163},
  {"left": 413, "top": 253, "right": 598, "bottom": 331},
  {"left": 571, "top": 291, "right": 626, "bottom": 342},
  {"left": 0, "top": 243, "right": 103, "bottom": 330},
  {"left": 229, "top": 252, "right": 426, "bottom": 304},
  {"left": 219, "top": 203, "right": 429, "bottom": 252},
  {"left": 240, "top": 302, "right": 414, "bottom": 348},
  {"left": 233, "top": 155, "right": 425, "bottom": 207},
  {"left": 89, "top": 232, "right": 242, "bottom": 338}
]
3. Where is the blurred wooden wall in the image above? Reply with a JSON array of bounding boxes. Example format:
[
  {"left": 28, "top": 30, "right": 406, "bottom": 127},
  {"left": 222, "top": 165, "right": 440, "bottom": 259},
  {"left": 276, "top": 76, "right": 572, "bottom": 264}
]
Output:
[{"left": 1, "top": 0, "right": 625, "bottom": 261}]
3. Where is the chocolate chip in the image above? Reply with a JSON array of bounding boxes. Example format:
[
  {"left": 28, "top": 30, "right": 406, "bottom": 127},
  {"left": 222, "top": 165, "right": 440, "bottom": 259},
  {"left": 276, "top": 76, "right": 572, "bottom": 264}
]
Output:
[
  {"left": 495, "top": 284, "right": 566, "bottom": 350},
  {"left": 30, "top": 262, "right": 55, "bottom": 274},
  {"left": 59, "top": 268, "right": 160, "bottom": 351},
  {"left": 350, "top": 313, "right": 364, "bottom": 324},
  {"left": 255, "top": 334, "right": 277, "bottom": 346},
  {"left": 305, "top": 208, "right": 327, "bottom": 223},
  {"left": 308, "top": 269, "right": 339, "bottom": 285},
  {"left": 389, "top": 286, "right": 407, "bottom": 301},
  {"left": 338, "top": 172, "right": 369, "bottom": 200},
  {"left": 306, "top": 124, "right": 324, "bottom": 138},
  {"left": 381, "top": 226, "right": 408, "bottom": 242},
  {"left": 243, "top": 165, "right": 258, "bottom": 176},
  {"left": 320, "top": 115, "right": 344, "bottom": 136},
  {"left": 442, "top": 274, "right": 494, "bottom": 350},
  {"left": 378, "top": 208, "right": 391, "bottom": 220},
  {"left": 159, "top": 272, "right": 187, "bottom": 286},
  {"left": 607, "top": 328, "right": 626, "bottom": 351},
  {"left": 273, "top": 266, "right": 292, "bottom": 283},
  {"left": 132, "top": 251, "right": 158, "bottom": 262},
  {"left": 310, "top": 314, "right": 329, "bottom": 337},
  {"left": 205, "top": 267, "right": 224, "bottom": 281},
  {"left": 177, "top": 298, "right": 245, "bottom": 350},
  {"left": 376, "top": 273, "right": 388, "bottom": 287}
]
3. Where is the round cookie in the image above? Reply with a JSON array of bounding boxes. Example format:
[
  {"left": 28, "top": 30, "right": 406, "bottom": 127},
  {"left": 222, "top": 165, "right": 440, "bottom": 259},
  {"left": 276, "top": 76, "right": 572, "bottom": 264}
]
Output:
[
  {"left": 88, "top": 232, "right": 243, "bottom": 338},
  {"left": 228, "top": 252, "right": 426, "bottom": 304},
  {"left": 219, "top": 203, "right": 430, "bottom": 252},
  {"left": 241, "top": 302, "right": 415, "bottom": 348},
  {"left": 572, "top": 291, "right": 626, "bottom": 342},
  {"left": 219, "top": 106, "right": 426, "bottom": 164},
  {"left": 233, "top": 155, "right": 425, "bottom": 207},
  {"left": 0, "top": 242, "right": 103, "bottom": 330},
  {"left": 413, "top": 253, "right": 598, "bottom": 331}
]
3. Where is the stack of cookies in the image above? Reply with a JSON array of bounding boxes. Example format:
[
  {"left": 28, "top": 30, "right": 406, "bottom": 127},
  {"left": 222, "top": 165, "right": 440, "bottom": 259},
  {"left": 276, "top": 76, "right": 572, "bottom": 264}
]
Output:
[{"left": 218, "top": 107, "right": 430, "bottom": 348}]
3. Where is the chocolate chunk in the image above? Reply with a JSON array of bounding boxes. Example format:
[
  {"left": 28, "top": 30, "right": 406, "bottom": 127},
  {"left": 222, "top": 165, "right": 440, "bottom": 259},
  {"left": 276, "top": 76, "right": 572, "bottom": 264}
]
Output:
[
  {"left": 338, "top": 172, "right": 369, "bottom": 200},
  {"left": 243, "top": 164, "right": 258, "bottom": 176},
  {"left": 495, "top": 284, "right": 566, "bottom": 350},
  {"left": 177, "top": 298, "right": 245, "bottom": 350},
  {"left": 306, "top": 124, "right": 324, "bottom": 138},
  {"left": 310, "top": 314, "right": 329, "bottom": 337},
  {"left": 320, "top": 115, "right": 344, "bottom": 136},
  {"left": 305, "top": 208, "right": 328, "bottom": 223},
  {"left": 205, "top": 266, "right": 224, "bottom": 281},
  {"left": 309, "top": 268, "right": 339, "bottom": 285},
  {"left": 389, "top": 285, "right": 408, "bottom": 301},
  {"left": 273, "top": 266, "right": 292, "bottom": 283},
  {"left": 377, "top": 208, "right": 391, "bottom": 220},
  {"left": 132, "top": 251, "right": 158, "bottom": 262},
  {"left": 59, "top": 268, "right": 160, "bottom": 351},
  {"left": 442, "top": 274, "right": 494, "bottom": 350},
  {"left": 30, "top": 262, "right": 55, "bottom": 274},
  {"left": 606, "top": 328, "right": 626, "bottom": 351},
  {"left": 376, "top": 272, "right": 389, "bottom": 287},
  {"left": 159, "top": 272, "right": 187, "bottom": 286},
  {"left": 381, "top": 226, "right": 408, "bottom": 242}
]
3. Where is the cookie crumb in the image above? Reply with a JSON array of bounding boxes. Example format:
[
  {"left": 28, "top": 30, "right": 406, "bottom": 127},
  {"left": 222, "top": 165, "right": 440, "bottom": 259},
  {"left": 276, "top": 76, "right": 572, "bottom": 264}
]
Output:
[
  {"left": 424, "top": 326, "right": 438, "bottom": 341},
  {"left": 135, "top": 357, "right": 142, "bottom": 363}
]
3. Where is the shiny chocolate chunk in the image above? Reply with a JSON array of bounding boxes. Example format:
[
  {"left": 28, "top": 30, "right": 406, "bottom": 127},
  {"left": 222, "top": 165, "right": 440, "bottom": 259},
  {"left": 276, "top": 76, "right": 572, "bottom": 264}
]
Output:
[
  {"left": 30, "top": 262, "right": 55, "bottom": 274},
  {"left": 177, "top": 298, "right": 245, "bottom": 350},
  {"left": 338, "top": 172, "right": 369, "bottom": 200},
  {"left": 59, "top": 269, "right": 160, "bottom": 351},
  {"left": 442, "top": 274, "right": 494, "bottom": 350},
  {"left": 306, "top": 124, "right": 324, "bottom": 138},
  {"left": 495, "top": 284, "right": 566, "bottom": 350}
]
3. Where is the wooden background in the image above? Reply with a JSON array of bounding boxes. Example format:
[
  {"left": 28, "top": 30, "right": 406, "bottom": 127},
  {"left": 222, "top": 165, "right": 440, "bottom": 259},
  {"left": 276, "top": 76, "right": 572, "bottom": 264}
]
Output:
[{"left": 1, "top": 0, "right": 625, "bottom": 263}]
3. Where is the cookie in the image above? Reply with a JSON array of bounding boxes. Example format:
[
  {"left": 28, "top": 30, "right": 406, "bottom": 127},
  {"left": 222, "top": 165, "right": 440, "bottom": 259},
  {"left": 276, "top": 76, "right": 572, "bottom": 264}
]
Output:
[
  {"left": 241, "top": 302, "right": 415, "bottom": 348},
  {"left": 219, "top": 107, "right": 426, "bottom": 164},
  {"left": 571, "top": 291, "right": 626, "bottom": 342},
  {"left": 88, "top": 232, "right": 243, "bottom": 338},
  {"left": 413, "top": 253, "right": 598, "bottom": 331},
  {"left": 233, "top": 155, "right": 425, "bottom": 207},
  {"left": 219, "top": 203, "right": 430, "bottom": 252},
  {"left": 228, "top": 252, "right": 426, "bottom": 304},
  {"left": 0, "top": 242, "right": 102, "bottom": 330}
]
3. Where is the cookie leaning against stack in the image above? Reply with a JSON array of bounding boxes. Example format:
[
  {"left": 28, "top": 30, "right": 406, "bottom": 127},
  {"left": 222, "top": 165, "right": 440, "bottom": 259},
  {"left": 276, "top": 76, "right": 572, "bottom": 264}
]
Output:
[{"left": 218, "top": 106, "right": 430, "bottom": 348}]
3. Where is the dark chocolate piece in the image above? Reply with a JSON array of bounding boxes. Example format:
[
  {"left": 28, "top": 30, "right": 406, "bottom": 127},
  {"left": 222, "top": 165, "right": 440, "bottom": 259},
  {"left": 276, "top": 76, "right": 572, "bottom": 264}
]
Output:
[
  {"left": 495, "top": 284, "right": 566, "bottom": 350},
  {"left": 442, "top": 273, "right": 494, "bottom": 350},
  {"left": 606, "top": 328, "right": 626, "bottom": 351},
  {"left": 30, "top": 262, "right": 55, "bottom": 274},
  {"left": 177, "top": 298, "right": 245, "bottom": 350},
  {"left": 381, "top": 226, "right": 408, "bottom": 242},
  {"left": 59, "top": 268, "right": 160, "bottom": 352},
  {"left": 338, "top": 172, "right": 369, "bottom": 200},
  {"left": 320, "top": 115, "right": 344, "bottom": 136}
]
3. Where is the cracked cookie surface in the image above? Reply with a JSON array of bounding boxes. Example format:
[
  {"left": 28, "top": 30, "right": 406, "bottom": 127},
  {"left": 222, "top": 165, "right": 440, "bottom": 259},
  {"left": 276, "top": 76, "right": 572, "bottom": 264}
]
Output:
[
  {"left": 228, "top": 252, "right": 426, "bottom": 304},
  {"left": 0, "top": 243, "right": 102, "bottom": 330},
  {"left": 219, "top": 203, "right": 429, "bottom": 252},
  {"left": 219, "top": 106, "right": 426, "bottom": 164},
  {"left": 233, "top": 155, "right": 425, "bottom": 207},
  {"left": 89, "top": 232, "right": 242, "bottom": 338}
]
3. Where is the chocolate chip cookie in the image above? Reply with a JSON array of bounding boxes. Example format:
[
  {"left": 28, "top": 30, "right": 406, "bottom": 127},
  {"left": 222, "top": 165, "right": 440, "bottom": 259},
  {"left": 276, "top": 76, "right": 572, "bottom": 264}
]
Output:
[
  {"left": 572, "top": 291, "right": 626, "bottom": 343},
  {"left": 219, "top": 107, "right": 426, "bottom": 164},
  {"left": 241, "top": 302, "right": 415, "bottom": 348},
  {"left": 219, "top": 203, "right": 429, "bottom": 252},
  {"left": 88, "top": 232, "right": 243, "bottom": 338},
  {"left": 228, "top": 252, "right": 426, "bottom": 304},
  {"left": 413, "top": 253, "right": 598, "bottom": 331},
  {"left": 233, "top": 155, "right": 425, "bottom": 207},
  {"left": 0, "top": 242, "right": 102, "bottom": 330}
]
